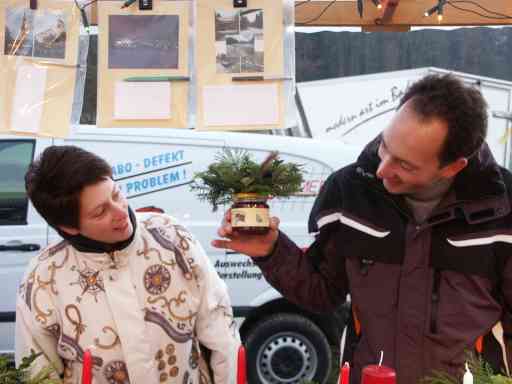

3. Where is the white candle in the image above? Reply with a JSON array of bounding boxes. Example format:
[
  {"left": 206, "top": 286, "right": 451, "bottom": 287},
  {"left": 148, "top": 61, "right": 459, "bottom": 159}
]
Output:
[{"left": 463, "top": 363, "right": 473, "bottom": 384}]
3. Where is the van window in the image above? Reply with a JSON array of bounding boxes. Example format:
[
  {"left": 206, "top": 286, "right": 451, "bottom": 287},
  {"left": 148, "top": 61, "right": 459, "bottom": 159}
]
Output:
[{"left": 0, "top": 140, "right": 35, "bottom": 225}]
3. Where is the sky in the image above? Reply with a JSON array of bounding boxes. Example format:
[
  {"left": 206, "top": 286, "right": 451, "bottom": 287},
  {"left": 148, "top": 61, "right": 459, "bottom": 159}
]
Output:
[{"left": 295, "top": 26, "right": 510, "bottom": 33}]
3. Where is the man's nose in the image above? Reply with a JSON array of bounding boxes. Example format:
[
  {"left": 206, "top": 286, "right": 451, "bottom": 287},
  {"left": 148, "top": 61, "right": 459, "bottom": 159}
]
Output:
[{"left": 376, "top": 156, "right": 393, "bottom": 179}]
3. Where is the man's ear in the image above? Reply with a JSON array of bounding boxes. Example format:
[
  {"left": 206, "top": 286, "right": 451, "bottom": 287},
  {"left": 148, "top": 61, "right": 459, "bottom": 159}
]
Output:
[
  {"left": 440, "top": 157, "right": 468, "bottom": 179},
  {"left": 58, "top": 225, "right": 80, "bottom": 236}
]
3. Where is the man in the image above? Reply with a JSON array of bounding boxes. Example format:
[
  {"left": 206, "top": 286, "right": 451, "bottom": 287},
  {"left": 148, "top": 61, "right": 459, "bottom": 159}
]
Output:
[
  {"left": 213, "top": 74, "right": 512, "bottom": 383},
  {"left": 16, "top": 146, "right": 240, "bottom": 384}
]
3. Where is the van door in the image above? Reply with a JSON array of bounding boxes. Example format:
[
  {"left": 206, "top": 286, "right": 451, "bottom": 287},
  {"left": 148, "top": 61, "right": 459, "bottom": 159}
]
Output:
[{"left": 0, "top": 137, "right": 51, "bottom": 354}]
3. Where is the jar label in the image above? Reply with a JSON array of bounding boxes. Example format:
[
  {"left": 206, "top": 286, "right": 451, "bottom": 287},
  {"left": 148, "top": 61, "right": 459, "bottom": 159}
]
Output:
[{"left": 231, "top": 208, "right": 270, "bottom": 228}]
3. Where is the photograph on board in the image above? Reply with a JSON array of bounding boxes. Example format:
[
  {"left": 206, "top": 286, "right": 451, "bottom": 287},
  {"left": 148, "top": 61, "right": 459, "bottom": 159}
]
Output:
[
  {"left": 33, "top": 10, "right": 67, "bottom": 59},
  {"left": 4, "top": 7, "right": 35, "bottom": 56},
  {"left": 215, "top": 9, "right": 263, "bottom": 74},
  {"left": 5, "top": 7, "right": 66, "bottom": 59},
  {"left": 109, "top": 15, "right": 180, "bottom": 69}
]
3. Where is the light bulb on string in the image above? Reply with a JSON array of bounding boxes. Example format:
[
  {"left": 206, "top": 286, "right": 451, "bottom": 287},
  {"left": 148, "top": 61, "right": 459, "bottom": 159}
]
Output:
[
  {"left": 437, "top": 2, "right": 444, "bottom": 22},
  {"left": 424, "top": 5, "right": 438, "bottom": 17},
  {"left": 423, "top": 0, "right": 445, "bottom": 21}
]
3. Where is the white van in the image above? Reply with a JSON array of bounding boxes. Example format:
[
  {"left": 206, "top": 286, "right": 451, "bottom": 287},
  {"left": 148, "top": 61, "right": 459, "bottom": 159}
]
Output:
[{"left": 0, "top": 127, "right": 361, "bottom": 384}]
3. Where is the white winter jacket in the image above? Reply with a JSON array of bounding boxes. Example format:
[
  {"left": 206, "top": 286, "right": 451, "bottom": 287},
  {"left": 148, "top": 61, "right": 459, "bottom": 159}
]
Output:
[{"left": 16, "top": 213, "right": 240, "bottom": 384}]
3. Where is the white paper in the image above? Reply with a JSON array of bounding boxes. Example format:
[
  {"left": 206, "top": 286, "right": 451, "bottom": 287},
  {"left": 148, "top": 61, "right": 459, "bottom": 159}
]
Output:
[
  {"left": 215, "top": 41, "right": 227, "bottom": 55},
  {"left": 114, "top": 82, "right": 172, "bottom": 120},
  {"left": 10, "top": 65, "right": 47, "bottom": 133},
  {"left": 255, "top": 38, "right": 264, "bottom": 52},
  {"left": 203, "top": 84, "right": 279, "bottom": 126}
]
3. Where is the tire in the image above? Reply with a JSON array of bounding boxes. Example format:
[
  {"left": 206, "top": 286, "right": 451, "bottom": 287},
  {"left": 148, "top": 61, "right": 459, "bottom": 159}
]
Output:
[{"left": 245, "top": 313, "right": 332, "bottom": 384}]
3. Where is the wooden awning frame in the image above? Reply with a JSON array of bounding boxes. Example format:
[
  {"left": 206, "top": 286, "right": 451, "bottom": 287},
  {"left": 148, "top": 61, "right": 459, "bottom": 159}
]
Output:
[
  {"left": 83, "top": 0, "right": 512, "bottom": 31},
  {"left": 294, "top": 0, "right": 512, "bottom": 31}
]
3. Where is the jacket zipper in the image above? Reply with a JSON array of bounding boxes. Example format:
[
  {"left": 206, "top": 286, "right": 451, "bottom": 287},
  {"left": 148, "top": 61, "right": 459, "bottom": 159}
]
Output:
[{"left": 430, "top": 269, "right": 441, "bottom": 334}]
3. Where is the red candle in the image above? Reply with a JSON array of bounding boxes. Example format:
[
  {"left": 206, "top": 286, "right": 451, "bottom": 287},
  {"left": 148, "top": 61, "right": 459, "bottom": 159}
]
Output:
[
  {"left": 81, "top": 349, "right": 92, "bottom": 384},
  {"left": 237, "top": 345, "right": 246, "bottom": 384},
  {"left": 361, "top": 365, "right": 396, "bottom": 384},
  {"left": 339, "top": 361, "right": 350, "bottom": 384}
]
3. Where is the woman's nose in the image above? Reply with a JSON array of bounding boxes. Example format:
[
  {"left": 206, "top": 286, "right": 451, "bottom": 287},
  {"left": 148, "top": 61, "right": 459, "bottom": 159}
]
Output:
[{"left": 113, "top": 202, "right": 128, "bottom": 220}]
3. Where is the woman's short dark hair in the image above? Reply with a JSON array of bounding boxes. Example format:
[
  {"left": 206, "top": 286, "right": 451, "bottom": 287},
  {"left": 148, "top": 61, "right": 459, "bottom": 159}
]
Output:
[
  {"left": 398, "top": 73, "right": 488, "bottom": 166},
  {"left": 25, "top": 145, "right": 112, "bottom": 229}
]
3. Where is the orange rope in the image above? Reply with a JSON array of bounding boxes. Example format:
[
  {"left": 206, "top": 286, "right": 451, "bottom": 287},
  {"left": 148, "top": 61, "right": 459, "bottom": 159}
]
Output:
[
  {"left": 475, "top": 335, "right": 484, "bottom": 354},
  {"left": 352, "top": 306, "right": 361, "bottom": 337}
]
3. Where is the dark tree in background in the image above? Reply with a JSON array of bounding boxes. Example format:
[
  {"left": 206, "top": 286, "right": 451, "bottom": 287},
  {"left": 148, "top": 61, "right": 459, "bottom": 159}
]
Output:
[{"left": 295, "top": 27, "right": 512, "bottom": 82}]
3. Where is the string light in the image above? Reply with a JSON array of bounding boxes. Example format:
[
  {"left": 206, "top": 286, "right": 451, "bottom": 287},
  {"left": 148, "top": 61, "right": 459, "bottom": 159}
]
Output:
[
  {"left": 295, "top": 0, "right": 511, "bottom": 25},
  {"left": 424, "top": 4, "right": 438, "bottom": 17},
  {"left": 448, "top": 2, "right": 512, "bottom": 20},
  {"left": 75, "top": 0, "right": 512, "bottom": 27},
  {"left": 437, "top": 0, "right": 445, "bottom": 21},
  {"left": 297, "top": 0, "right": 337, "bottom": 25},
  {"left": 437, "top": 5, "right": 444, "bottom": 22},
  {"left": 73, "top": 0, "right": 96, "bottom": 33},
  {"left": 423, "top": 0, "right": 446, "bottom": 22}
]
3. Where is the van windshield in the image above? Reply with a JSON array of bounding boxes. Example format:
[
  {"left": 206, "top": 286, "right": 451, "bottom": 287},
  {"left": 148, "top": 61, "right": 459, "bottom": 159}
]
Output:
[{"left": 0, "top": 140, "right": 35, "bottom": 225}]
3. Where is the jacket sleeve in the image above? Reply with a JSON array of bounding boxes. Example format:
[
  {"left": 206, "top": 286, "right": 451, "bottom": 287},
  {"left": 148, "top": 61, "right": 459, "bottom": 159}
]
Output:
[
  {"left": 253, "top": 171, "right": 349, "bottom": 313},
  {"left": 499, "top": 247, "right": 512, "bottom": 372},
  {"left": 193, "top": 241, "right": 241, "bottom": 384},
  {"left": 15, "top": 262, "right": 64, "bottom": 379}
]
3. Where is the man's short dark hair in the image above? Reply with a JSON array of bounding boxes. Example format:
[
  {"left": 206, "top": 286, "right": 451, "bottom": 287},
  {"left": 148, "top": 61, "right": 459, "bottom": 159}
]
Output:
[
  {"left": 25, "top": 146, "right": 112, "bottom": 229},
  {"left": 398, "top": 73, "right": 488, "bottom": 166}
]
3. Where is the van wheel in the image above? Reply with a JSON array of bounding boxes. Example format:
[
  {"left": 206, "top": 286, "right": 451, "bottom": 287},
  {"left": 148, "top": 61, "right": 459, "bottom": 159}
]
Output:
[{"left": 245, "top": 313, "right": 332, "bottom": 384}]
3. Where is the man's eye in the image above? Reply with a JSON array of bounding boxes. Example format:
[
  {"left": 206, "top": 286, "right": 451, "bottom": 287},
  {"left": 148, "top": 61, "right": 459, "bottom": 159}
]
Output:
[{"left": 399, "top": 161, "right": 414, "bottom": 171}]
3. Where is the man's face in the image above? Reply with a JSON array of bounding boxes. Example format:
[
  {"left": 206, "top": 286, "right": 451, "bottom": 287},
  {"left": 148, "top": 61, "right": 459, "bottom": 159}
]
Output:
[
  {"left": 376, "top": 101, "right": 463, "bottom": 196},
  {"left": 67, "top": 178, "right": 133, "bottom": 244}
]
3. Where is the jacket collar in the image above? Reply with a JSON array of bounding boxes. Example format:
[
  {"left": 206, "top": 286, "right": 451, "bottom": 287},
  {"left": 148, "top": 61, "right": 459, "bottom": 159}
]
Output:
[
  {"left": 57, "top": 206, "right": 138, "bottom": 254},
  {"left": 356, "top": 135, "right": 510, "bottom": 225}
]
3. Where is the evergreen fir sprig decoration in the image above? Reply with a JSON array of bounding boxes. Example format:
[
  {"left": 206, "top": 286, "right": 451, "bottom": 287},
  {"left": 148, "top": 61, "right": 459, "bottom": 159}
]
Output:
[
  {"left": 420, "top": 352, "right": 512, "bottom": 384},
  {"left": 190, "top": 148, "right": 304, "bottom": 211},
  {"left": 0, "top": 350, "right": 60, "bottom": 384}
]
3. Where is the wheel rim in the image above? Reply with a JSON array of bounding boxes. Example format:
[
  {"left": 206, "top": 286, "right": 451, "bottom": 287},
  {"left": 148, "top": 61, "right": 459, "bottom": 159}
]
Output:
[{"left": 256, "top": 331, "right": 318, "bottom": 384}]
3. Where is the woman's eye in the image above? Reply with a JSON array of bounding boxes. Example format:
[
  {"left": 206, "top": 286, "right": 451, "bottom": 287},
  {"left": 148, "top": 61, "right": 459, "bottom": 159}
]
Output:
[{"left": 94, "top": 209, "right": 105, "bottom": 218}]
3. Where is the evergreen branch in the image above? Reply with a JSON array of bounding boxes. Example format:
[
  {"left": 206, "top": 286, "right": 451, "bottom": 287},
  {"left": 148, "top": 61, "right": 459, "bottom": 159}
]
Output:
[
  {"left": 0, "top": 351, "right": 61, "bottom": 384},
  {"left": 190, "top": 148, "right": 304, "bottom": 211},
  {"left": 420, "top": 352, "right": 512, "bottom": 384}
]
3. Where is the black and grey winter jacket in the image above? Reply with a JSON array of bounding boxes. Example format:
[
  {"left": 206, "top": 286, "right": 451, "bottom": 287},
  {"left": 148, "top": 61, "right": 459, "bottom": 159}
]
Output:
[{"left": 255, "top": 137, "right": 512, "bottom": 384}]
